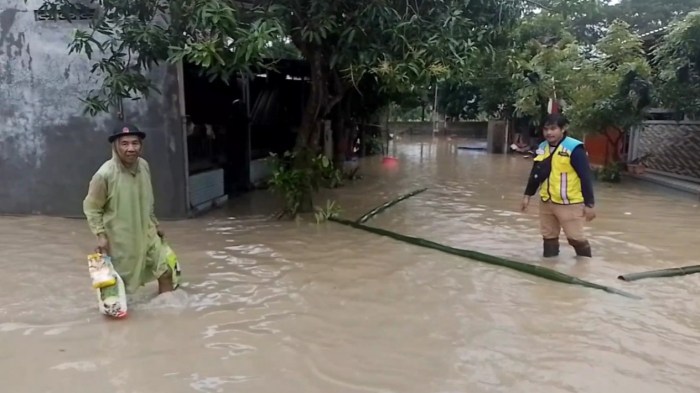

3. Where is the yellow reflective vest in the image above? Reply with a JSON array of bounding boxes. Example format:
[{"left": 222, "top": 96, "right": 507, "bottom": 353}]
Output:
[{"left": 534, "top": 137, "right": 584, "bottom": 204}]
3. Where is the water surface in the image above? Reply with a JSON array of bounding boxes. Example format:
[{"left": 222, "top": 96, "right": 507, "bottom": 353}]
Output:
[{"left": 2, "top": 136, "right": 699, "bottom": 393}]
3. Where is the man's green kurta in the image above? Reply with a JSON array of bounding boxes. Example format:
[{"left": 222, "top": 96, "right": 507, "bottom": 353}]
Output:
[{"left": 83, "top": 150, "right": 168, "bottom": 293}]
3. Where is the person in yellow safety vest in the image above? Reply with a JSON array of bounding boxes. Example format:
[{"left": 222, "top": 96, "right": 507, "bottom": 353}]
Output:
[{"left": 520, "top": 114, "right": 597, "bottom": 258}]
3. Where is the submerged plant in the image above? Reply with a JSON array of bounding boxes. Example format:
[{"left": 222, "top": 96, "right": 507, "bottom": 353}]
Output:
[
  {"left": 267, "top": 151, "right": 344, "bottom": 219},
  {"left": 312, "top": 154, "right": 344, "bottom": 189},
  {"left": 596, "top": 161, "right": 623, "bottom": 183},
  {"left": 314, "top": 200, "right": 342, "bottom": 224}
]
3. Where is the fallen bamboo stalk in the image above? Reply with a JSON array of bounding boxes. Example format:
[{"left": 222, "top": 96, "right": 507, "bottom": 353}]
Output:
[
  {"left": 329, "top": 217, "right": 640, "bottom": 299},
  {"left": 356, "top": 188, "right": 428, "bottom": 224},
  {"left": 618, "top": 265, "right": 700, "bottom": 282}
]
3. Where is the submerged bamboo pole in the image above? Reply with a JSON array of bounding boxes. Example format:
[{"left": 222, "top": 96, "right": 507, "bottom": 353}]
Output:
[
  {"left": 618, "top": 265, "right": 700, "bottom": 282},
  {"left": 356, "top": 188, "right": 428, "bottom": 224},
  {"left": 329, "top": 217, "right": 640, "bottom": 299}
]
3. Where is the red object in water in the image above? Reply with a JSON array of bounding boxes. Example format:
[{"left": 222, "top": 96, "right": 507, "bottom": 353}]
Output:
[
  {"left": 103, "top": 310, "right": 128, "bottom": 319},
  {"left": 382, "top": 156, "right": 399, "bottom": 169}
]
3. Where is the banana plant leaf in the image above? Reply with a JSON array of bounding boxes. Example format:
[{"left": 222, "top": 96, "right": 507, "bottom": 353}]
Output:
[
  {"left": 356, "top": 188, "right": 428, "bottom": 224},
  {"left": 329, "top": 217, "right": 640, "bottom": 299},
  {"left": 618, "top": 265, "right": 700, "bottom": 282}
]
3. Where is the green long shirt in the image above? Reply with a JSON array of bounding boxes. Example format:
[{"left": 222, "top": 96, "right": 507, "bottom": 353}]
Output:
[{"left": 83, "top": 150, "right": 162, "bottom": 293}]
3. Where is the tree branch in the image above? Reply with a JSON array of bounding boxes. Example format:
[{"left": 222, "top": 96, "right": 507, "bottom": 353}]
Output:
[{"left": 324, "top": 70, "right": 348, "bottom": 116}]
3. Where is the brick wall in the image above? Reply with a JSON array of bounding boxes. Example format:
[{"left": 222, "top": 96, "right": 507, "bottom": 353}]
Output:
[{"left": 630, "top": 121, "right": 700, "bottom": 180}]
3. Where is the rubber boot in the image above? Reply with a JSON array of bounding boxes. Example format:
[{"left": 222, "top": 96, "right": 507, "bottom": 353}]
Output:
[
  {"left": 568, "top": 238, "right": 592, "bottom": 257},
  {"left": 543, "top": 238, "right": 560, "bottom": 257}
]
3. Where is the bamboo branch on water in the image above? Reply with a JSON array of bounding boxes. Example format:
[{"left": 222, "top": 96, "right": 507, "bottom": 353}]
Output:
[
  {"left": 618, "top": 265, "right": 700, "bottom": 282},
  {"left": 356, "top": 188, "right": 428, "bottom": 224},
  {"left": 329, "top": 217, "right": 641, "bottom": 299}
]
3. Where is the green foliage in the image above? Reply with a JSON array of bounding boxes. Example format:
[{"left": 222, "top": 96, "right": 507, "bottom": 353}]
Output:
[
  {"left": 314, "top": 200, "right": 342, "bottom": 224},
  {"left": 259, "top": 36, "right": 303, "bottom": 61},
  {"left": 267, "top": 150, "right": 343, "bottom": 218},
  {"left": 597, "top": 20, "right": 650, "bottom": 66},
  {"left": 509, "top": 14, "right": 586, "bottom": 122},
  {"left": 436, "top": 80, "right": 480, "bottom": 120},
  {"left": 39, "top": 0, "right": 693, "bottom": 161},
  {"left": 450, "top": 0, "right": 694, "bottom": 124},
  {"left": 339, "top": 0, "right": 522, "bottom": 95},
  {"left": 362, "top": 134, "right": 384, "bottom": 155},
  {"left": 604, "top": 0, "right": 700, "bottom": 34},
  {"left": 470, "top": 46, "right": 517, "bottom": 117},
  {"left": 566, "top": 20, "right": 653, "bottom": 135},
  {"left": 653, "top": 10, "right": 700, "bottom": 117},
  {"left": 39, "top": 0, "right": 524, "bottom": 122},
  {"left": 268, "top": 151, "right": 313, "bottom": 219},
  {"left": 314, "top": 155, "right": 344, "bottom": 189},
  {"left": 477, "top": 14, "right": 650, "bottom": 136},
  {"left": 533, "top": 0, "right": 700, "bottom": 41},
  {"left": 289, "top": 0, "right": 521, "bottom": 125},
  {"left": 545, "top": 0, "right": 608, "bottom": 45},
  {"left": 594, "top": 162, "right": 623, "bottom": 183},
  {"left": 37, "top": 0, "right": 285, "bottom": 115}
]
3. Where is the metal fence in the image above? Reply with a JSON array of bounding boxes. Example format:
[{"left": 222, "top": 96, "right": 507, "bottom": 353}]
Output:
[{"left": 628, "top": 120, "right": 700, "bottom": 181}]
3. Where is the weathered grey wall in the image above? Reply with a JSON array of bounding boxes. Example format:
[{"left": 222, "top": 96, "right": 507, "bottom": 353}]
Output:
[{"left": 0, "top": 1, "right": 188, "bottom": 219}]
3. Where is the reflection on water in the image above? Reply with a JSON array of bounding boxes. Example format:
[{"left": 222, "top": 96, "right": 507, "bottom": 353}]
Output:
[{"left": 2, "top": 136, "right": 700, "bottom": 393}]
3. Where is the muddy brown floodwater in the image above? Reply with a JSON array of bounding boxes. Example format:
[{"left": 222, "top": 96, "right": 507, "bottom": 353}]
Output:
[{"left": 2, "top": 135, "right": 700, "bottom": 393}]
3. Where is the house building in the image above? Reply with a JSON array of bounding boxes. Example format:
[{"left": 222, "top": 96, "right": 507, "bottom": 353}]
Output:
[{"left": 0, "top": 0, "right": 308, "bottom": 218}]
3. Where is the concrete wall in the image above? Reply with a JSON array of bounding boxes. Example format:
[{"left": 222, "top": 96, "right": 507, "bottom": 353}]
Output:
[
  {"left": 388, "top": 121, "right": 488, "bottom": 138},
  {"left": 0, "top": 1, "right": 188, "bottom": 218},
  {"left": 250, "top": 157, "right": 272, "bottom": 186}
]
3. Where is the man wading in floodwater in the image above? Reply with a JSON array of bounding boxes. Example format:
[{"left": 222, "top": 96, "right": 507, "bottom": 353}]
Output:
[
  {"left": 520, "top": 114, "right": 597, "bottom": 258},
  {"left": 83, "top": 124, "right": 178, "bottom": 294}
]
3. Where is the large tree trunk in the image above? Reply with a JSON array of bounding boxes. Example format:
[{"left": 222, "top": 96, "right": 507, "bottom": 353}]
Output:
[
  {"left": 332, "top": 97, "right": 353, "bottom": 169},
  {"left": 290, "top": 41, "right": 348, "bottom": 212},
  {"left": 296, "top": 51, "right": 324, "bottom": 152},
  {"left": 284, "top": 50, "right": 324, "bottom": 214}
]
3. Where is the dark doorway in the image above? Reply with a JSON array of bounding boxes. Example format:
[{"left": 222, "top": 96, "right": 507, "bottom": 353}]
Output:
[
  {"left": 248, "top": 59, "right": 310, "bottom": 160},
  {"left": 181, "top": 59, "right": 310, "bottom": 209},
  {"left": 182, "top": 62, "right": 250, "bottom": 195}
]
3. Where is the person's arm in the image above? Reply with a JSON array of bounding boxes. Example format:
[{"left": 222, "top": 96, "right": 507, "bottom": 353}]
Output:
[
  {"left": 83, "top": 173, "right": 108, "bottom": 236},
  {"left": 570, "top": 145, "right": 595, "bottom": 207},
  {"left": 523, "top": 161, "right": 541, "bottom": 197}
]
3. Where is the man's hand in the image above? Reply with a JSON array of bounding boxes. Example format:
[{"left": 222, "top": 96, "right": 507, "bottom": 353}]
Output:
[
  {"left": 520, "top": 195, "right": 531, "bottom": 212},
  {"left": 96, "top": 234, "right": 110, "bottom": 254},
  {"left": 583, "top": 206, "right": 597, "bottom": 222}
]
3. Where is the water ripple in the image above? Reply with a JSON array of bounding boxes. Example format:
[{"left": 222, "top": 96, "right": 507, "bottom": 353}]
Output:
[{"left": 3, "top": 136, "right": 700, "bottom": 393}]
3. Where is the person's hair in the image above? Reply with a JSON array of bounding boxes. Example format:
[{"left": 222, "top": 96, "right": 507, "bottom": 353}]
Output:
[{"left": 543, "top": 113, "right": 569, "bottom": 129}]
